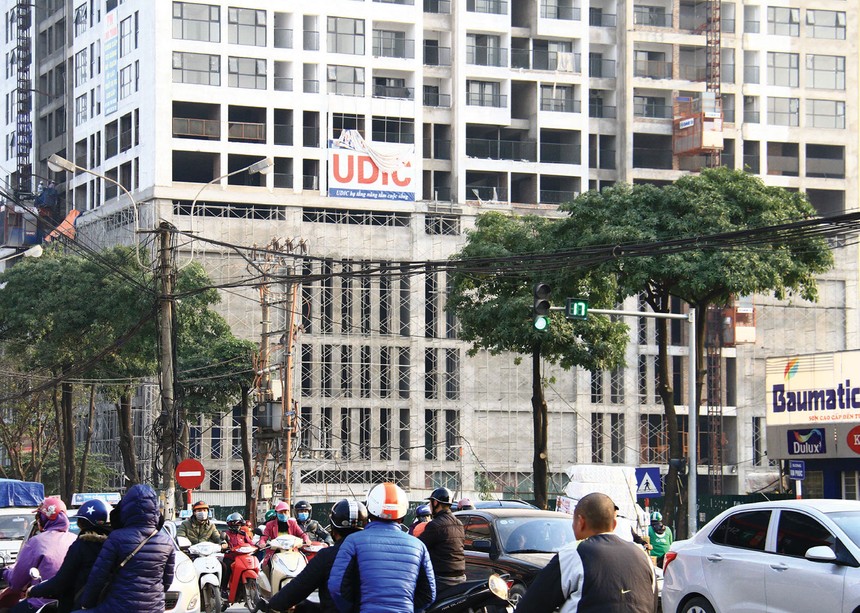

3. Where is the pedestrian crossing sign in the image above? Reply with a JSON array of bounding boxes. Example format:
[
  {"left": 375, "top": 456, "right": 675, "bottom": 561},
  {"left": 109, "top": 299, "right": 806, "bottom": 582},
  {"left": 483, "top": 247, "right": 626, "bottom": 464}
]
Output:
[{"left": 635, "top": 467, "right": 662, "bottom": 498}]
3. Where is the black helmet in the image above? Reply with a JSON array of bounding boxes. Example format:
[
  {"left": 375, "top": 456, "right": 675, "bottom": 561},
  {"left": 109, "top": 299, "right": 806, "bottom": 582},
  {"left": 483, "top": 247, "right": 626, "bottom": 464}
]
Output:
[
  {"left": 429, "top": 487, "right": 453, "bottom": 505},
  {"left": 226, "top": 512, "right": 244, "bottom": 533},
  {"left": 295, "top": 500, "right": 312, "bottom": 512},
  {"left": 329, "top": 499, "right": 368, "bottom": 531}
]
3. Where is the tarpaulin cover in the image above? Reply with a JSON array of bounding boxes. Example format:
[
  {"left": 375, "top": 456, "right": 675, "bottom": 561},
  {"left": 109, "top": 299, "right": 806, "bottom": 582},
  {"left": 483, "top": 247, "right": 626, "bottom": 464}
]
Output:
[{"left": 0, "top": 479, "right": 44, "bottom": 507}]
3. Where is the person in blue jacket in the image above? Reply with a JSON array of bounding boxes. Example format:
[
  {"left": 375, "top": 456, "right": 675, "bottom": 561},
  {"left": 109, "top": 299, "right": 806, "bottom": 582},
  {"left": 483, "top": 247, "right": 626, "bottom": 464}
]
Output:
[
  {"left": 75, "top": 484, "right": 175, "bottom": 613},
  {"left": 328, "top": 482, "right": 435, "bottom": 613}
]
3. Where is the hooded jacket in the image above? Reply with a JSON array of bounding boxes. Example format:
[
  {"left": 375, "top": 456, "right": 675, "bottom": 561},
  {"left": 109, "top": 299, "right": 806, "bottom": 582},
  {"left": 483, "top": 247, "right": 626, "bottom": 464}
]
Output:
[
  {"left": 3, "top": 512, "right": 76, "bottom": 608},
  {"left": 28, "top": 531, "right": 108, "bottom": 613},
  {"left": 79, "top": 484, "right": 175, "bottom": 613}
]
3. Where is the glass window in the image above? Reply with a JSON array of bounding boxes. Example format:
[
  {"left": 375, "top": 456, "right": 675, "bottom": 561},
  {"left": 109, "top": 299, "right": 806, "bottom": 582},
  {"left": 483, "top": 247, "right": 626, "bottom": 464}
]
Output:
[
  {"left": 228, "top": 56, "right": 266, "bottom": 89},
  {"left": 74, "top": 94, "right": 87, "bottom": 126},
  {"left": 173, "top": 51, "right": 220, "bottom": 85},
  {"left": 371, "top": 115, "right": 414, "bottom": 143},
  {"left": 75, "top": 48, "right": 88, "bottom": 87},
  {"left": 74, "top": 3, "right": 87, "bottom": 36},
  {"left": 768, "top": 97, "right": 799, "bottom": 126},
  {"left": 767, "top": 52, "right": 798, "bottom": 87},
  {"left": 806, "top": 55, "right": 845, "bottom": 90},
  {"left": 327, "top": 17, "right": 365, "bottom": 55},
  {"left": 119, "top": 64, "right": 133, "bottom": 99},
  {"left": 173, "top": 1, "right": 220, "bottom": 42},
  {"left": 228, "top": 7, "right": 266, "bottom": 46},
  {"left": 807, "top": 99, "right": 845, "bottom": 129},
  {"left": 463, "top": 516, "right": 491, "bottom": 546},
  {"left": 709, "top": 510, "right": 771, "bottom": 551},
  {"left": 776, "top": 511, "right": 835, "bottom": 557},
  {"left": 767, "top": 6, "right": 799, "bottom": 36},
  {"left": 327, "top": 65, "right": 365, "bottom": 96},
  {"left": 120, "top": 15, "right": 133, "bottom": 56},
  {"left": 806, "top": 10, "right": 845, "bottom": 40},
  {"left": 466, "top": 80, "right": 502, "bottom": 107}
]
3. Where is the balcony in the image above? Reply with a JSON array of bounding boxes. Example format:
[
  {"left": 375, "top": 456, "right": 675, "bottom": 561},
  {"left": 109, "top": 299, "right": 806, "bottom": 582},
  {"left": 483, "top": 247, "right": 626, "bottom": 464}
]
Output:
[
  {"left": 589, "top": 103, "right": 617, "bottom": 119},
  {"left": 303, "top": 126, "right": 320, "bottom": 148},
  {"left": 634, "top": 8, "right": 672, "bottom": 27},
  {"left": 634, "top": 60, "right": 672, "bottom": 79},
  {"left": 590, "top": 12, "right": 617, "bottom": 27},
  {"left": 540, "top": 142, "right": 581, "bottom": 164},
  {"left": 373, "top": 38, "right": 415, "bottom": 59},
  {"left": 467, "top": 46, "right": 508, "bottom": 67},
  {"left": 423, "top": 44, "right": 451, "bottom": 66},
  {"left": 467, "top": 0, "right": 507, "bottom": 15},
  {"left": 228, "top": 121, "right": 265, "bottom": 143},
  {"left": 172, "top": 117, "right": 220, "bottom": 140},
  {"left": 274, "top": 28, "right": 293, "bottom": 49},
  {"left": 540, "top": 4, "right": 580, "bottom": 20},
  {"left": 424, "top": 0, "right": 451, "bottom": 12},
  {"left": 373, "top": 85, "right": 414, "bottom": 100},
  {"left": 540, "top": 98, "right": 581, "bottom": 113},
  {"left": 423, "top": 91, "right": 451, "bottom": 107},
  {"left": 767, "top": 155, "right": 799, "bottom": 177},
  {"left": 274, "top": 173, "right": 293, "bottom": 188},
  {"left": 634, "top": 103, "right": 672, "bottom": 119},
  {"left": 678, "top": 64, "right": 706, "bottom": 82},
  {"left": 534, "top": 50, "right": 580, "bottom": 72},
  {"left": 274, "top": 123, "right": 293, "bottom": 146},
  {"left": 589, "top": 148, "right": 616, "bottom": 169},
  {"left": 466, "top": 92, "right": 507, "bottom": 108},
  {"left": 589, "top": 57, "right": 616, "bottom": 78},
  {"left": 633, "top": 147, "right": 673, "bottom": 169},
  {"left": 540, "top": 189, "right": 578, "bottom": 204},
  {"left": 466, "top": 138, "right": 537, "bottom": 162},
  {"left": 806, "top": 157, "right": 846, "bottom": 179},
  {"left": 274, "top": 77, "right": 293, "bottom": 92},
  {"left": 302, "top": 175, "right": 320, "bottom": 190},
  {"left": 423, "top": 138, "right": 452, "bottom": 159}
]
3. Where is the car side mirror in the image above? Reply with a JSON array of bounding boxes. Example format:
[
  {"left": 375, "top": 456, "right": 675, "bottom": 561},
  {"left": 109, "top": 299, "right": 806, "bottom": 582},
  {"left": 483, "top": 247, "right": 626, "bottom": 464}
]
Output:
[
  {"left": 471, "top": 538, "right": 501, "bottom": 560},
  {"left": 805, "top": 546, "right": 837, "bottom": 563}
]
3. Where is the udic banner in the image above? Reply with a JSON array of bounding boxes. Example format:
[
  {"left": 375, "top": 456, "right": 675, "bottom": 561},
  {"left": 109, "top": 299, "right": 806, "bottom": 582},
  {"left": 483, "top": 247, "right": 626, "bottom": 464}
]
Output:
[{"left": 328, "top": 143, "right": 415, "bottom": 202}]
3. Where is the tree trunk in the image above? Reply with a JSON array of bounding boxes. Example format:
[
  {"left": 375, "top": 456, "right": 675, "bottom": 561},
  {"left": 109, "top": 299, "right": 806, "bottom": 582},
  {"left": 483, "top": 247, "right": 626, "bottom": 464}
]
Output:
[
  {"left": 78, "top": 385, "right": 96, "bottom": 492},
  {"left": 117, "top": 389, "right": 140, "bottom": 486},
  {"left": 61, "top": 378, "right": 75, "bottom": 505},
  {"left": 52, "top": 385, "right": 66, "bottom": 498},
  {"left": 240, "top": 386, "right": 254, "bottom": 519},
  {"left": 532, "top": 346, "right": 549, "bottom": 510}
]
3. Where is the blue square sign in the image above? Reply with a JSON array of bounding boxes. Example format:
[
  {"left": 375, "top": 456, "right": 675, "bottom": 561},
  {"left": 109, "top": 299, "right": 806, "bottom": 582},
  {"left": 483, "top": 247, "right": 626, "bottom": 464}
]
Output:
[
  {"left": 789, "top": 460, "right": 805, "bottom": 481},
  {"left": 635, "top": 467, "right": 662, "bottom": 498}
]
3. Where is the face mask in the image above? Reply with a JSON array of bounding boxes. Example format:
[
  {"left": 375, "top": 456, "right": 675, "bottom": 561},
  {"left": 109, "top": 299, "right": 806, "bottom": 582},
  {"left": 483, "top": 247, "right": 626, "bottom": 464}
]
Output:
[
  {"left": 277, "top": 513, "right": 289, "bottom": 523},
  {"left": 297, "top": 512, "right": 309, "bottom": 522},
  {"left": 195, "top": 511, "right": 208, "bottom": 521}
]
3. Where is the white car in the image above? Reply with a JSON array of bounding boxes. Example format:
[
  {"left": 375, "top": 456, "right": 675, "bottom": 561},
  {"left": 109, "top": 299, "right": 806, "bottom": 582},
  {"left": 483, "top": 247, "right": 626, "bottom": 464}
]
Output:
[{"left": 662, "top": 499, "right": 860, "bottom": 613}]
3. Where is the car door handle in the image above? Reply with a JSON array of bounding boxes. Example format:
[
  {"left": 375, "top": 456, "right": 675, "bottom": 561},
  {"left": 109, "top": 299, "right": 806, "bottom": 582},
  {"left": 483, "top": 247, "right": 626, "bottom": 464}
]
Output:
[
  {"left": 706, "top": 554, "right": 723, "bottom": 562},
  {"left": 770, "top": 563, "right": 789, "bottom": 571}
]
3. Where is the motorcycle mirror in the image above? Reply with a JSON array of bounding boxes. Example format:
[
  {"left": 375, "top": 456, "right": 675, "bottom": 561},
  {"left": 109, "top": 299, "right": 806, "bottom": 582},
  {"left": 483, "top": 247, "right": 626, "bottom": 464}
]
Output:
[
  {"left": 488, "top": 574, "right": 509, "bottom": 601},
  {"left": 29, "top": 568, "right": 41, "bottom": 581}
]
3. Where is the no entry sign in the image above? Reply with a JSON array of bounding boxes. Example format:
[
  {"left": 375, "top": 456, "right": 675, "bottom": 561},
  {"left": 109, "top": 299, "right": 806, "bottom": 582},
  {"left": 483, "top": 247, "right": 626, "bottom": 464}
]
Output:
[{"left": 175, "top": 458, "right": 205, "bottom": 490}]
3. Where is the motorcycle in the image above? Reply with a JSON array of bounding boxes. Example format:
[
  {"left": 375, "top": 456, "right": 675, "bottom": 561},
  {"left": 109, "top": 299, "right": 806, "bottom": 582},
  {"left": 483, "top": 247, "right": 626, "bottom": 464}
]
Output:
[
  {"left": 256, "top": 535, "right": 307, "bottom": 599},
  {"left": 226, "top": 544, "right": 262, "bottom": 612},
  {"left": 178, "top": 537, "right": 223, "bottom": 613},
  {"left": 425, "top": 574, "right": 513, "bottom": 613}
]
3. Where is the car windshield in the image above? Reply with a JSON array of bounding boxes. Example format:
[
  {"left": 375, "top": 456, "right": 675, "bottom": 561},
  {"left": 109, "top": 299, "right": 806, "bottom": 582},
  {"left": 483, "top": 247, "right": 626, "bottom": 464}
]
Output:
[
  {"left": 826, "top": 511, "right": 860, "bottom": 547},
  {"left": 496, "top": 516, "right": 575, "bottom": 554},
  {"left": 0, "top": 514, "right": 33, "bottom": 540}
]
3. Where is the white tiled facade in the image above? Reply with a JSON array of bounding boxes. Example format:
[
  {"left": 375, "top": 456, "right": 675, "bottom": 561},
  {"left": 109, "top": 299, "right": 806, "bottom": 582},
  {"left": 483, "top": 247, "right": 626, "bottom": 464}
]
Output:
[{"left": 1, "top": 0, "right": 858, "bottom": 505}]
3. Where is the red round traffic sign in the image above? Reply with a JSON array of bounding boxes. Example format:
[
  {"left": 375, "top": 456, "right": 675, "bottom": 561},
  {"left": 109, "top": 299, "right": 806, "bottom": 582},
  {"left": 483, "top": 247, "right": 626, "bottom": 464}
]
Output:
[
  {"left": 175, "top": 458, "right": 206, "bottom": 489},
  {"left": 847, "top": 426, "right": 860, "bottom": 455}
]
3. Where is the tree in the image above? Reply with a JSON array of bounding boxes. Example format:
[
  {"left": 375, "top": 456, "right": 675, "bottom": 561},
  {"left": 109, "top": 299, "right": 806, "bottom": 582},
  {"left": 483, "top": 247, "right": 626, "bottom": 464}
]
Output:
[
  {"left": 447, "top": 212, "right": 628, "bottom": 508},
  {"left": 557, "top": 168, "right": 834, "bottom": 534}
]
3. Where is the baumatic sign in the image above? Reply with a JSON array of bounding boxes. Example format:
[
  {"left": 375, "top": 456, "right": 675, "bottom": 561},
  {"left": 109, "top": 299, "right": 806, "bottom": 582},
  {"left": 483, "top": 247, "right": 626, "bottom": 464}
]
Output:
[
  {"left": 766, "top": 350, "right": 860, "bottom": 426},
  {"left": 327, "top": 130, "right": 415, "bottom": 202}
]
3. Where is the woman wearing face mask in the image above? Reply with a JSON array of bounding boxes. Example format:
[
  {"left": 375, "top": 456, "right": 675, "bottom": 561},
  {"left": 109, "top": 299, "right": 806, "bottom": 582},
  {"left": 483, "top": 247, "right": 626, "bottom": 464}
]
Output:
[
  {"left": 257, "top": 502, "right": 310, "bottom": 567},
  {"left": 175, "top": 501, "right": 222, "bottom": 546},
  {"left": 294, "top": 500, "right": 334, "bottom": 546}
]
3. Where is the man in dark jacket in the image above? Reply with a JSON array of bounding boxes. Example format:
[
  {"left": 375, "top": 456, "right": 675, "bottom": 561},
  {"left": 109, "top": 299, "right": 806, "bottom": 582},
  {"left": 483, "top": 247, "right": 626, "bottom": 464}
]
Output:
[
  {"left": 261, "top": 499, "right": 367, "bottom": 613},
  {"left": 418, "top": 487, "right": 466, "bottom": 592},
  {"left": 294, "top": 500, "right": 334, "bottom": 546},
  {"left": 76, "top": 484, "right": 175, "bottom": 613},
  {"left": 28, "top": 499, "right": 111, "bottom": 613}
]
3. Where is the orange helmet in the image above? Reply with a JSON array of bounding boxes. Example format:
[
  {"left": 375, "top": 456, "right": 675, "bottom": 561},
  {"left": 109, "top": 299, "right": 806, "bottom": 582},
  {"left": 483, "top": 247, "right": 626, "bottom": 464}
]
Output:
[{"left": 366, "top": 483, "right": 409, "bottom": 521}]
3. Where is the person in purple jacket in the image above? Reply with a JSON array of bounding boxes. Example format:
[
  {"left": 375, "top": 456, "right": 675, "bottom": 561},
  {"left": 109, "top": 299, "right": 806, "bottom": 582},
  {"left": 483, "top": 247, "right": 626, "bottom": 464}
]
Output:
[{"left": 4, "top": 496, "right": 76, "bottom": 612}]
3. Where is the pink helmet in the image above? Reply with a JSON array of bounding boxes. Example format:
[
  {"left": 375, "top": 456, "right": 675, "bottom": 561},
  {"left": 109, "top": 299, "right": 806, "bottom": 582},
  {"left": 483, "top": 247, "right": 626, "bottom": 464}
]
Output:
[
  {"left": 275, "top": 501, "right": 290, "bottom": 513},
  {"left": 37, "top": 496, "right": 67, "bottom": 523}
]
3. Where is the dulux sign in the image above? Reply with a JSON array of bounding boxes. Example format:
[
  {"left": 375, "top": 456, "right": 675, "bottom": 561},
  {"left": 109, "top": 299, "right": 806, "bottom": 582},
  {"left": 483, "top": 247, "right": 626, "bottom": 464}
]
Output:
[
  {"left": 786, "top": 428, "right": 826, "bottom": 455},
  {"left": 327, "top": 144, "right": 415, "bottom": 202}
]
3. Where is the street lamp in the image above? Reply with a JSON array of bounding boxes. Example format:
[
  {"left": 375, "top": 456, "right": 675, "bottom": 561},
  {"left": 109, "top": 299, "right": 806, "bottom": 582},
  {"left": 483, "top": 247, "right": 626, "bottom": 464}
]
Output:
[
  {"left": 46, "top": 153, "right": 144, "bottom": 267},
  {"left": 0, "top": 243, "right": 42, "bottom": 264},
  {"left": 184, "top": 157, "right": 273, "bottom": 267}
]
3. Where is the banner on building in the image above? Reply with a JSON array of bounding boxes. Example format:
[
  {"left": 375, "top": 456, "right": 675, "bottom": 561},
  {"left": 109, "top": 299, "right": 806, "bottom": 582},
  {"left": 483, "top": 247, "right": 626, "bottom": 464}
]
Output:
[
  {"left": 327, "top": 130, "right": 415, "bottom": 202},
  {"left": 103, "top": 9, "right": 119, "bottom": 116},
  {"left": 766, "top": 350, "right": 860, "bottom": 426}
]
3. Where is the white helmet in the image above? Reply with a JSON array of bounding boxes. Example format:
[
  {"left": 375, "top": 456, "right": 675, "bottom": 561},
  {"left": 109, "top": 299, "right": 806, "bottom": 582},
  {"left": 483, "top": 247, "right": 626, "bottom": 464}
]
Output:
[{"left": 366, "top": 482, "right": 409, "bottom": 521}]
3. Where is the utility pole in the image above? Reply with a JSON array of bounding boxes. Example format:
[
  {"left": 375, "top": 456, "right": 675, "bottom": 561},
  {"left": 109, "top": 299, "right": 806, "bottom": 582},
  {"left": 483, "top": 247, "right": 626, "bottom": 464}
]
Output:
[
  {"left": 157, "top": 222, "right": 177, "bottom": 519},
  {"left": 280, "top": 274, "right": 297, "bottom": 510}
]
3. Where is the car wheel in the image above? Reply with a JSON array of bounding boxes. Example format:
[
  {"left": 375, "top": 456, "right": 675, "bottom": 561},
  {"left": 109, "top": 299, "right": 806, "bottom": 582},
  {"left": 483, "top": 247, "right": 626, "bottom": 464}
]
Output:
[{"left": 680, "top": 596, "right": 716, "bottom": 613}]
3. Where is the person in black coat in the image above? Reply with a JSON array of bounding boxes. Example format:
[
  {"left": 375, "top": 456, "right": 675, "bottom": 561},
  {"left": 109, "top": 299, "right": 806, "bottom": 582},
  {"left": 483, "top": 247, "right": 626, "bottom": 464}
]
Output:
[
  {"left": 418, "top": 487, "right": 466, "bottom": 592},
  {"left": 261, "top": 499, "right": 367, "bottom": 613},
  {"left": 28, "top": 499, "right": 111, "bottom": 613}
]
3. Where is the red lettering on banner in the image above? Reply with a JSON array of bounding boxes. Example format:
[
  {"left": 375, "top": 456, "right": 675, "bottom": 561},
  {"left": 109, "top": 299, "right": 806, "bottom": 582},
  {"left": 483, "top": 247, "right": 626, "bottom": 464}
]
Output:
[
  {"left": 392, "top": 171, "right": 410, "bottom": 187},
  {"left": 357, "top": 156, "right": 378, "bottom": 184},
  {"left": 332, "top": 154, "right": 353, "bottom": 183}
]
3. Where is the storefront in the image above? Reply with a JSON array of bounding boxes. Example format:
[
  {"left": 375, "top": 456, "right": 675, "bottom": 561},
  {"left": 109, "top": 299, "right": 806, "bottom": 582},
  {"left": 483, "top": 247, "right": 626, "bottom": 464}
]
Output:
[{"left": 766, "top": 350, "right": 860, "bottom": 499}]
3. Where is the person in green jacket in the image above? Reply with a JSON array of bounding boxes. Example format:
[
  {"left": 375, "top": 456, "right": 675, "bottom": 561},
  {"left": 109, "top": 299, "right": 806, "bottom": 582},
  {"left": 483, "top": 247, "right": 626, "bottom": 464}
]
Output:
[
  {"left": 647, "top": 511, "right": 673, "bottom": 568},
  {"left": 176, "top": 500, "right": 223, "bottom": 545}
]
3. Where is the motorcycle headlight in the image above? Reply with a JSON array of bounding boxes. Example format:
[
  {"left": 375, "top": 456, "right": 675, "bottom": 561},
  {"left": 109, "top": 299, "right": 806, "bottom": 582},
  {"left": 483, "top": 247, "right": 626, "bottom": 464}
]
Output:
[
  {"left": 175, "top": 558, "right": 197, "bottom": 584},
  {"left": 489, "top": 574, "right": 509, "bottom": 601}
]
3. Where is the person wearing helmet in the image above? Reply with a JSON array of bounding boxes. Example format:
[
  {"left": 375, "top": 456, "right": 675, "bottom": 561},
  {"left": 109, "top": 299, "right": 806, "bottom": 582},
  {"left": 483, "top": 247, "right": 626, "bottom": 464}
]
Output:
[
  {"left": 456, "top": 498, "right": 474, "bottom": 511},
  {"left": 408, "top": 504, "right": 432, "bottom": 537},
  {"left": 27, "top": 499, "right": 111, "bottom": 613},
  {"left": 294, "top": 500, "right": 334, "bottom": 546},
  {"left": 648, "top": 511, "right": 673, "bottom": 568},
  {"left": 258, "top": 501, "right": 309, "bottom": 567},
  {"left": 418, "top": 487, "right": 466, "bottom": 591},
  {"left": 175, "top": 500, "right": 222, "bottom": 546},
  {"left": 220, "top": 512, "right": 256, "bottom": 597},
  {"left": 328, "top": 482, "right": 435, "bottom": 613},
  {"left": 1, "top": 497, "right": 76, "bottom": 612},
  {"left": 260, "top": 499, "right": 368, "bottom": 613}
]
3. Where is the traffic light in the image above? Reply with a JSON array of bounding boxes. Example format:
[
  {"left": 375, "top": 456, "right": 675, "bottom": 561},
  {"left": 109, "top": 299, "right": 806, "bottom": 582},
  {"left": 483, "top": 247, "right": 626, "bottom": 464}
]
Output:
[
  {"left": 565, "top": 298, "right": 589, "bottom": 320},
  {"left": 533, "top": 282, "right": 551, "bottom": 331}
]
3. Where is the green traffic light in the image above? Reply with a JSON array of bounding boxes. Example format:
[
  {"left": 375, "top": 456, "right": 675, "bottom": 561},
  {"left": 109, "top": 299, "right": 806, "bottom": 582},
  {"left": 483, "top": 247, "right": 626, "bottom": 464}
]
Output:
[{"left": 534, "top": 315, "right": 549, "bottom": 331}]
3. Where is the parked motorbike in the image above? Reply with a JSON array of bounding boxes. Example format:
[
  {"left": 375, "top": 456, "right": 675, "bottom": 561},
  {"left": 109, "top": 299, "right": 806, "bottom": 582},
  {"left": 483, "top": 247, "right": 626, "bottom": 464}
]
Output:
[
  {"left": 256, "top": 535, "right": 307, "bottom": 599},
  {"left": 178, "top": 537, "right": 223, "bottom": 613},
  {"left": 226, "top": 544, "right": 262, "bottom": 612},
  {"left": 425, "top": 574, "right": 513, "bottom": 613}
]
